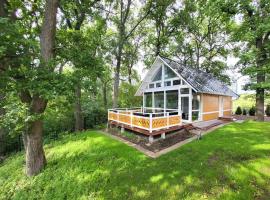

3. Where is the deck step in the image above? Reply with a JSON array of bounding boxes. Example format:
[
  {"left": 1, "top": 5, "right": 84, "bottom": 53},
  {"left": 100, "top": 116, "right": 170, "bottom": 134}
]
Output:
[{"left": 218, "top": 116, "right": 234, "bottom": 121}]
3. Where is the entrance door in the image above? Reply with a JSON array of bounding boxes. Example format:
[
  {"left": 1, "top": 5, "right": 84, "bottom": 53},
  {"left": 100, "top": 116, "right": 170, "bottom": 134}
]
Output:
[
  {"left": 219, "top": 96, "right": 223, "bottom": 117},
  {"left": 181, "top": 97, "right": 189, "bottom": 121}
]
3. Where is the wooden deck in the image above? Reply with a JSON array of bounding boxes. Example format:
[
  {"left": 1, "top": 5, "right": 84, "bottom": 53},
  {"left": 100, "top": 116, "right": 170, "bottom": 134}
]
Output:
[{"left": 109, "top": 120, "right": 184, "bottom": 136}]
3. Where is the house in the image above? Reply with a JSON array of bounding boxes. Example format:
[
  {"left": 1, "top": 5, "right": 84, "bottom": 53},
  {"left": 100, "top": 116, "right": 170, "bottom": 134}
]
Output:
[{"left": 108, "top": 56, "right": 238, "bottom": 141}]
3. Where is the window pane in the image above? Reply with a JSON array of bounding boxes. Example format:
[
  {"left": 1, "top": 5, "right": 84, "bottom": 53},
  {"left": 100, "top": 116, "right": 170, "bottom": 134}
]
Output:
[
  {"left": 192, "top": 93, "right": 200, "bottom": 110},
  {"left": 166, "top": 90, "right": 178, "bottom": 109},
  {"left": 154, "top": 92, "right": 164, "bottom": 108},
  {"left": 145, "top": 93, "right": 152, "bottom": 107},
  {"left": 149, "top": 83, "right": 154, "bottom": 88},
  {"left": 165, "top": 81, "right": 171, "bottom": 87},
  {"left": 180, "top": 88, "right": 189, "bottom": 94},
  {"left": 173, "top": 79, "right": 181, "bottom": 85},
  {"left": 156, "top": 82, "right": 161, "bottom": 87},
  {"left": 192, "top": 111, "right": 199, "bottom": 121},
  {"left": 152, "top": 67, "right": 162, "bottom": 81},
  {"left": 164, "top": 66, "right": 177, "bottom": 79}
]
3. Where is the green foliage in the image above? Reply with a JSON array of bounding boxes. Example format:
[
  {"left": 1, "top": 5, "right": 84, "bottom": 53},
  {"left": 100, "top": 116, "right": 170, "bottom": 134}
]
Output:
[
  {"left": 249, "top": 106, "right": 256, "bottom": 116},
  {"left": 118, "top": 82, "right": 142, "bottom": 108},
  {"left": 235, "top": 106, "right": 242, "bottom": 115},
  {"left": 243, "top": 108, "right": 247, "bottom": 115},
  {"left": 43, "top": 97, "right": 74, "bottom": 136},
  {"left": 265, "top": 105, "right": 270, "bottom": 117},
  {"left": 0, "top": 95, "right": 28, "bottom": 137},
  {"left": 1, "top": 121, "right": 270, "bottom": 199}
]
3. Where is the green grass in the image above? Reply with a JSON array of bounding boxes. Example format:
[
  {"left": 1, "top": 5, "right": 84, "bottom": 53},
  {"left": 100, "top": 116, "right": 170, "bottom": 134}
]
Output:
[{"left": 1, "top": 121, "right": 270, "bottom": 200}]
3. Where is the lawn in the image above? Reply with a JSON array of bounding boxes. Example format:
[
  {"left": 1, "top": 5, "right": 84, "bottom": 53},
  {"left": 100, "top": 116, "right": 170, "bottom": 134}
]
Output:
[{"left": 0, "top": 121, "right": 270, "bottom": 200}]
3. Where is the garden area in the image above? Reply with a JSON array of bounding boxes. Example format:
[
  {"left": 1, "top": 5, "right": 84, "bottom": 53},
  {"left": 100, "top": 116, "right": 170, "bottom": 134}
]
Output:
[
  {"left": 1, "top": 121, "right": 270, "bottom": 200},
  {"left": 233, "top": 94, "right": 270, "bottom": 121}
]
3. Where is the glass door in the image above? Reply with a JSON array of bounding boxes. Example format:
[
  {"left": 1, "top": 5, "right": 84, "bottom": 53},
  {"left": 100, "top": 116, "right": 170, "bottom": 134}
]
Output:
[{"left": 181, "top": 97, "right": 189, "bottom": 121}]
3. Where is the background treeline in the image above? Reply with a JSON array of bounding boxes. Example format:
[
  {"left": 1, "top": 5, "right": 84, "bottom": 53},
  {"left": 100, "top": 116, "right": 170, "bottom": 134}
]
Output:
[{"left": 0, "top": 0, "right": 269, "bottom": 175}]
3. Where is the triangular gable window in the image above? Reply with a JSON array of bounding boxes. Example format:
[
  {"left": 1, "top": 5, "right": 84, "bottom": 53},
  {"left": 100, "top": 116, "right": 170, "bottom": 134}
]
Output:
[
  {"left": 164, "top": 66, "right": 177, "bottom": 79},
  {"left": 152, "top": 67, "right": 162, "bottom": 81}
]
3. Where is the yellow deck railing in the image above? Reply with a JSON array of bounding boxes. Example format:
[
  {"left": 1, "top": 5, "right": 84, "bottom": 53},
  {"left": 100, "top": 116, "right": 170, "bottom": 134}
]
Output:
[{"left": 108, "top": 108, "right": 181, "bottom": 133}]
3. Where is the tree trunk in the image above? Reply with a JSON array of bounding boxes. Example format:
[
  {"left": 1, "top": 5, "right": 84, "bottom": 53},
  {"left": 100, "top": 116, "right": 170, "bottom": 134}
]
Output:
[
  {"left": 255, "top": 36, "right": 266, "bottom": 122},
  {"left": 74, "top": 84, "right": 84, "bottom": 131},
  {"left": 23, "top": 0, "right": 58, "bottom": 176},
  {"left": 128, "top": 65, "right": 132, "bottom": 84},
  {"left": 113, "top": 42, "right": 123, "bottom": 108},
  {"left": 24, "top": 120, "right": 46, "bottom": 176},
  {"left": 256, "top": 73, "right": 265, "bottom": 121},
  {"left": 102, "top": 82, "right": 108, "bottom": 109}
]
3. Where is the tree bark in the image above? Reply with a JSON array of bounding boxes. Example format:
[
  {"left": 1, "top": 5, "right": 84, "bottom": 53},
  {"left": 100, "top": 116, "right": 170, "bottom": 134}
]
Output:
[
  {"left": 113, "top": 40, "right": 123, "bottom": 108},
  {"left": 74, "top": 84, "right": 84, "bottom": 131},
  {"left": 102, "top": 82, "right": 108, "bottom": 109},
  {"left": 23, "top": 0, "right": 58, "bottom": 176},
  {"left": 24, "top": 119, "right": 46, "bottom": 176}
]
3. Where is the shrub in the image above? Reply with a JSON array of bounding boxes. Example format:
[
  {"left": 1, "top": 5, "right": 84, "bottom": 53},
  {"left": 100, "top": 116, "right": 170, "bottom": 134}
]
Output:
[
  {"left": 235, "top": 106, "right": 242, "bottom": 115},
  {"left": 243, "top": 108, "right": 247, "bottom": 115},
  {"left": 84, "top": 108, "right": 107, "bottom": 129},
  {"left": 265, "top": 105, "right": 270, "bottom": 117},
  {"left": 249, "top": 106, "right": 256, "bottom": 116}
]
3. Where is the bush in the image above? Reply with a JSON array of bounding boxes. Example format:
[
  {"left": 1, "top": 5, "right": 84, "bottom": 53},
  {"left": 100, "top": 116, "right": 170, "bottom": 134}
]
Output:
[
  {"left": 249, "top": 106, "right": 256, "bottom": 116},
  {"left": 235, "top": 106, "right": 242, "bottom": 115},
  {"left": 265, "top": 104, "right": 270, "bottom": 117},
  {"left": 44, "top": 97, "right": 74, "bottom": 137},
  {"left": 84, "top": 108, "right": 107, "bottom": 129},
  {"left": 243, "top": 108, "right": 247, "bottom": 115}
]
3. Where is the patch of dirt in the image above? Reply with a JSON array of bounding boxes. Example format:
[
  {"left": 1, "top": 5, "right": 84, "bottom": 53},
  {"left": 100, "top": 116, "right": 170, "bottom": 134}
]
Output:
[{"left": 106, "top": 127, "right": 195, "bottom": 153}]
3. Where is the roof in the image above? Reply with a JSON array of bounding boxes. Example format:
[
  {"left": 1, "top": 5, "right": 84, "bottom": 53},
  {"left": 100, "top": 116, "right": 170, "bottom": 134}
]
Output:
[
  {"left": 160, "top": 56, "right": 238, "bottom": 97},
  {"left": 135, "top": 56, "right": 239, "bottom": 98}
]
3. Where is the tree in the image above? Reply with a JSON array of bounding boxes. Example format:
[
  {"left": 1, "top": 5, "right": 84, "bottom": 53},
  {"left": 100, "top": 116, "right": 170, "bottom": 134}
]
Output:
[
  {"left": 243, "top": 108, "right": 247, "bottom": 115},
  {"left": 0, "top": 0, "right": 59, "bottom": 176},
  {"left": 142, "top": 0, "right": 176, "bottom": 66},
  {"left": 249, "top": 106, "right": 256, "bottom": 116},
  {"left": 111, "top": 0, "right": 153, "bottom": 108},
  {"left": 171, "top": 0, "right": 231, "bottom": 83},
  {"left": 235, "top": 106, "right": 242, "bottom": 115},
  {"left": 222, "top": 0, "right": 270, "bottom": 121},
  {"left": 265, "top": 105, "right": 270, "bottom": 117},
  {"left": 59, "top": 0, "right": 102, "bottom": 131}
]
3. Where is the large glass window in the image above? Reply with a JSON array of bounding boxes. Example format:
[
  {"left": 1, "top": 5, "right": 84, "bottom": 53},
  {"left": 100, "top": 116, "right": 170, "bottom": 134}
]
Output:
[
  {"left": 192, "top": 91, "right": 200, "bottom": 121},
  {"left": 164, "top": 66, "right": 177, "bottom": 79},
  {"left": 154, "top": 92, "right": 164, "bottom": 108},
  {"left": 152, "top": 67, "right": 162, "bottom": 81},
  {"left": 145, "top": 93, "right": 152, "bottom": 107},
  {"left": 166, "top": 90, "right": 178, "bottom": 109}
]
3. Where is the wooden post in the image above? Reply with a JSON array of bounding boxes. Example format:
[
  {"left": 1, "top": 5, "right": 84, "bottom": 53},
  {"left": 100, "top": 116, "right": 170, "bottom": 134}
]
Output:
[{"left": 150, "top": 113, "right": 153, "bottom": 133}]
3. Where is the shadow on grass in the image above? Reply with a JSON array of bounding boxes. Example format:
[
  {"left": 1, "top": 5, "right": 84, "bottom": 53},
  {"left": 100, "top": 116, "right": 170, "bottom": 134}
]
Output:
[{"left": 1, "top": 121, "right": 270, "bottom": 200}]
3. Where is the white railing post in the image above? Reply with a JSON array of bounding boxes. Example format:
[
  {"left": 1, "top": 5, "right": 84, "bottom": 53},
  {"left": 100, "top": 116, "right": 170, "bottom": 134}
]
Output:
[
  {"left": 131, "top": 112, "right": 133, "bottom": 128},
  {"left": 150, "top": 113, "right": 152, "bottom": 133},
  {"left": 167, "top": 112, "right": 169, "bottom": 129}
]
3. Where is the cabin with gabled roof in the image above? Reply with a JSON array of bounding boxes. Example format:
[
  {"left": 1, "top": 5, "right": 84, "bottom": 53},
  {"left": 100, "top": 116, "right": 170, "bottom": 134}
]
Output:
[{"left": 108, "top": 56, "right": 238, "bottom": 141}]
